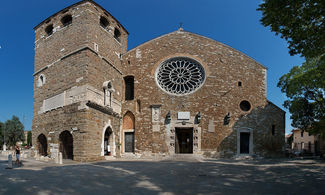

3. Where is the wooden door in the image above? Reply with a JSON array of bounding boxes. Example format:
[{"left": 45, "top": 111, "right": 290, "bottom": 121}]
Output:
[{"left": 125, "top": 132, "right": 134, "bottom": 153}]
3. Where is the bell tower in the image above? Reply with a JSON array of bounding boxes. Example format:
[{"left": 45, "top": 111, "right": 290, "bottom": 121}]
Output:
[{"left": 32, "top": 0, "right": 128, "bottom": 161}]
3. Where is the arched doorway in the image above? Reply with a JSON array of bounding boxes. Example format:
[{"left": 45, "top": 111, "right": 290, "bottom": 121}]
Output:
[
  {"left": 103, "top": 127, "right": 113, "bottom": 156},
  {"left": 59, "top": 131, "right": 73, "bottom": 160},
  {"left": 123, "top": 111, "right": 135, "bottom": 153},
  {"left": 37, "top": 134, "right": 48, "bottom": 156}
]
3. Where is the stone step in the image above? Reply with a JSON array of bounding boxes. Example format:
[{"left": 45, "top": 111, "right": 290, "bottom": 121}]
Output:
[{"left": 163, "top": 154, "right": 204, "bottom": 162}]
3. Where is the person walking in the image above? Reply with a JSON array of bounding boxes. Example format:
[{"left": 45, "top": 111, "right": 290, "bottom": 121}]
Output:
[{"left": 15, "top": 144, "right": 21, "bottom": 166}]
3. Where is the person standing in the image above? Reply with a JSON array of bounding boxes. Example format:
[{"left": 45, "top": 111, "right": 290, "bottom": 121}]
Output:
[{"left": 15, "top": 144, "right": 21, "bottom": 166}]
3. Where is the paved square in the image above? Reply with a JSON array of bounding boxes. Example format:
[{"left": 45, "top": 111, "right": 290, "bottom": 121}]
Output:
[{"left": 1, "top": 155, "right": 325, "bottom": 194}]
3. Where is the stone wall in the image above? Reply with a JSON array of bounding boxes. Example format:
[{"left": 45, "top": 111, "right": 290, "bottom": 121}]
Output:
[
  {"left": 32, "top": 0, "right": 285, "bottom": 161},
  {"left": 120, "top": 30, "right": 282, "bottom": 157},
  {"left": 32, "top": 0, "right": 125, "bottom": 161}
]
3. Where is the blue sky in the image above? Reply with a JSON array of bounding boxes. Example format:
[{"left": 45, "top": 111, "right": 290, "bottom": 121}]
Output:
[{"left": 0, "top": 0, "right": 304, "bottom": 134}]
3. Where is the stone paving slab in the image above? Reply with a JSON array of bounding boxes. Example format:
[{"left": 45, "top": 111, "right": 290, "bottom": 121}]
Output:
[{"left": 1, "top": 154, "right": 325, "bottom": 195}]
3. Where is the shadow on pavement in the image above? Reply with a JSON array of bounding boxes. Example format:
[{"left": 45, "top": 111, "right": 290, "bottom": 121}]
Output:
[{"left": 0, "top": 159, "right": 325, "bottom": 194}]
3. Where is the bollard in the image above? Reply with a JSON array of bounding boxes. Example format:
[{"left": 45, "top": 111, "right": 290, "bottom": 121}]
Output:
[
  {"left": 35, "top": 151, "right": 39, "bottom": 160},
  {"left": 3, "top": 144, "right": 6, "bottom": 151},
  {"left": 7, "top": 154, "right": 13, "bottom": 169},
  {"left": 55, "top": 152, "right": 59, "bottom": 164},
  {"left": 59, "top": 152, "right": 63, "bottom": 164}
]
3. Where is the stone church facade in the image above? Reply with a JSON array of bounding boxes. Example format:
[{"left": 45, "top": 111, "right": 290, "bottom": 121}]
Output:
[{"left": 32, "top": 0, "right": 285, "bottom": 161}]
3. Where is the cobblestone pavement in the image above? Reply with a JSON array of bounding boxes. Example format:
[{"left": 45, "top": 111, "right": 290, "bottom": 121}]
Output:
[{"left": 1, "top": 154, "right": 325, "bottom": 195}]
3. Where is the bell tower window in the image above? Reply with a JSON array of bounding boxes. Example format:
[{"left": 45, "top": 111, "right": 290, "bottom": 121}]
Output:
[
  {"left": 100, "top": 16, "right": 109, "bottom": 30},
  {"left": 61, "top": 14, "right": 72, "bottom": 27},
  {"left": 45, "top": 24, "right": 53, "bottom": 36},
  {"left": 114, "top": 28, "right": 121, "bottom": 42}
]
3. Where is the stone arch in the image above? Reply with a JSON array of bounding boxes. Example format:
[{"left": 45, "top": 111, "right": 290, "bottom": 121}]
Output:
[
  {"left": 122, "top": 111, "right": 135, "bottom": 153},
  {"left": 101, "top": 122, "right": 116, "bottom": 156},
  {"left": 123, "top": 111, "right": 135, "bottom": 129},
  {"left": 59, "top": 130, "right": 73, "bottom": 160},
  {"left": 37, "top": 134, "right": 48, "bottom": 156}
]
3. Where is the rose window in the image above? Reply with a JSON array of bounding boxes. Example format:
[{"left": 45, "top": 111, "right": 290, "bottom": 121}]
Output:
[{"left": 156, "top": 57, "right": 205, "bottom": 95}]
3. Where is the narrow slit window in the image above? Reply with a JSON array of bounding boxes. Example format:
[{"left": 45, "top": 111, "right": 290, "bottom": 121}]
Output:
[
  {"left": 238, "top": 81, "right": 242, "bottom": 87},
  {"left": 271, "top": 125, "right": 275, "bottom": 135},
  {"left": 124, "top": 76, "right": 134, "bottom": 100}
]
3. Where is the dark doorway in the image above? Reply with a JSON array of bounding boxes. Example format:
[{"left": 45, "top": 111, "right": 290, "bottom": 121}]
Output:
[
  {"left": 240, "top": 132, "right": 250, "bottom": 154},
  {"left": 59, "top": 131, "right": 73, "bottom": 160},
  {"left": 315, "top": 141, "right": 319, "bottom": 155},
  {"left": 175, "top": 128, "right": 193, "bottom": 154},
  {"left": 125, "top": 132, "right": 134, "bottom": 153},
  {"left": 104, "top": 128, "right": 112, "bottom": 156},
  {"left": 37, "top": 134, "right": 48, "bottom": 156}
]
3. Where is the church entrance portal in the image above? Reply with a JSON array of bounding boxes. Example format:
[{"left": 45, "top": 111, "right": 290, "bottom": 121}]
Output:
[
  {"left": 240, "top": 132, "right": 250, "bottom": 154},
  {"left": 104, "top": 127, "right": 113, "bottom": 156},
  {"left": 59, "top": 131, "right": 73, "bottom": 160},
  {"left": 125, "top": 132, "right": 134, "bottom": 153},
  {"left": 37, "top": 134, "right": 48, "bottom": 156},
  {"left": 175, "top": 128, "right": 193, "bottom": 154}
]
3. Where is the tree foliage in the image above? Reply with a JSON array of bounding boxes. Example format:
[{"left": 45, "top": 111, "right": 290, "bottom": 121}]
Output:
[
  {"left": 258, "top": 0, "right": 325, "bottom": 136},
  {"left": 27, "top": 131, "right": 32, "bottom": 146},
  {"left": 4, "top": 116, "right": 25, "bottom": 147},
  {"left": 278, "top": 56, "right": 325, "bottom": 136},
  {"left": 258, "top": 0, "right": 325, "bottom": 57},
  {"left": 0, "top": 122, "right": 3, "bottom": 147}
]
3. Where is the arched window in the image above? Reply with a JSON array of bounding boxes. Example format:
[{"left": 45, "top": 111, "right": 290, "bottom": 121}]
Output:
[
  {"left": 61, "top": 14, "right": 72, "bottom": 27},
  {"left": 45, "top": 24, "right": 53, "bottom": 36},
  {"left": 124, "top": 76, "right": 134, "bottom": 100},
  {"left": 114, "top": 28, "right": 121, "bottom": 42},
  {"left": 100, "top": 16, "right": 109, "bottom": 29},
  {"left": 38, "top": 74, "right": 46, "bottom": 87},
  {"left": 103, "top": 80, "right": 114, "bottom": 106}
]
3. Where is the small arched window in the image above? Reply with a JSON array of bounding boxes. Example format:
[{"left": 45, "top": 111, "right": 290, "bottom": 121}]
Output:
[
  {"left": 38, "top": 74, "right": 46, "bottom": 87},
  {"left": 100, "top": 16, "right": 109, "bottom": 29},
  {"left": 61, "top": 14, "right": 72, "bottom": 27},
  {"left": 45, "top": 24, "right": 53, "bottom": 36},
  {"left": 103, "top": 80, "right": 114, "bottom": 107},
  {"left": 114, "top": 28, "right": 121, "bottom": 42}
]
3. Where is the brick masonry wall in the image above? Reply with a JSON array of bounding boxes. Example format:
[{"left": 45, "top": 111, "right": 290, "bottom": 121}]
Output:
[
  {"left": 33, "top": 1, "right": 125, "bottom": 161},
  {"left": 32, "top": 1, "right": 285, "bottom": 161},
  {"left": 121, "top": 30, "right": 284, "bottom": 157}
]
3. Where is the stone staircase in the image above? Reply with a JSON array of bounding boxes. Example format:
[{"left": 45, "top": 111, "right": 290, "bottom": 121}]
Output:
[{"left": 162, "top": 154, "right": 204, "bottom": 162}]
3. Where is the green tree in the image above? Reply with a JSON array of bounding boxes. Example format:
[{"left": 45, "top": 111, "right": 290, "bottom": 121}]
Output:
[
  {"left": 258, "top": 0, "right": 325, "bottom": 57},
  {"left": 0, "top": 122, "right": 3, "bottom": 147},
  {"left": 258, "top": 0, "right": 325, "bottom": 136},
  {"left": 4, "top": 116, "right": 25, "bottom": 147},
  {"left": 278, "top": 56, "right": 325, "bottom": 136},
  {"left": 27, "top": 131, "right": 32, "bottom": 146}
]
